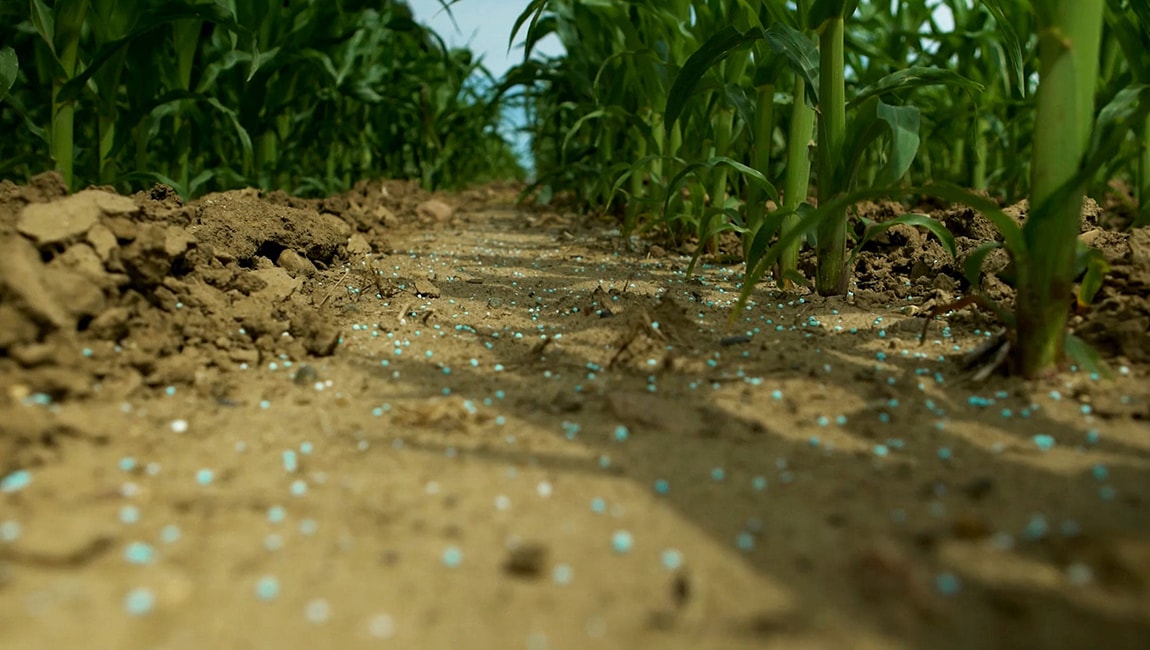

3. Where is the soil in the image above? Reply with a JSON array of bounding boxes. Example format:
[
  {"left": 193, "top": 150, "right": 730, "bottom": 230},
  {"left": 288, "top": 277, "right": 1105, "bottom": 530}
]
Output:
[{"left": 0, "top": 172, "right": 1147, "bottom": 650}]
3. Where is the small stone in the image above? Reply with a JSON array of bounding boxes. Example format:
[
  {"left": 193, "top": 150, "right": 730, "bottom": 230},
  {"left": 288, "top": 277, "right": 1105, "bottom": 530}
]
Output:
[
  {"left": 961, "top": 477, "right": 995, "bottom": 501},
  {"left": 951, "top": 514, "right": 991, "bottom": 540},
  {"left": 228, "top": 347, "right": 261, "bottom": 365},
  {"left": 373, "top": 205, "right": 398, "bottom": 227},
  {"left": 293, "top": 364, "right": 319, "bottom": 385},
  {"left": 346, "top": 233, "right": 372, "bottom": 255},
  {"left": 247, "top": 267, "right": 301, "bottom": 301},
  {"left": 416, "top": 199, "right": 455, "bottom": 222},
  {"left": 932, "top": 273, "right": 957, "bottom": 292},
  {"left": 503, "top": 542, "right": 548, "bottom": 578},
  {"left": 277, "top": 249, "right": 317, "bottom": 277},
  {"left": 413, "top": 278, "right": 440, "bottom": 298}
]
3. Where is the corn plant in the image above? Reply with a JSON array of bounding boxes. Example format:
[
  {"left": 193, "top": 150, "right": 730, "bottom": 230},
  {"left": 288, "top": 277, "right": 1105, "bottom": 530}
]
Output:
[
  {"left": 509, "top": 0, "right": 1145, "bottom": 377},
  {"left": 663, "top": 12, "right": 815, "bottom": 276},
  {"left": 667, "top": 0, "right": 974, "bottom": 295},
  {"left": 933, "top": 0, "right": 1149, "bottom": 378},
  {"left": 1, "top": 0, "right": 521, "bottom": 196}
]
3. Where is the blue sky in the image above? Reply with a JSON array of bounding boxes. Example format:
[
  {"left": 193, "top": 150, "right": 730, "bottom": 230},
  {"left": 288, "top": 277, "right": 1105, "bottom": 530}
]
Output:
[
  {"left": 406, "top": 1, "right": 565, "bottom": 170},
  {"left": 406, "top": 0, "right": 565, "bottom": 79}
]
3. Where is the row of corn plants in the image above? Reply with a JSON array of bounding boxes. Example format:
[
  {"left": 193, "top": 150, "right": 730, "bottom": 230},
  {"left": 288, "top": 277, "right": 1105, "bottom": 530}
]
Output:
[
  {"left": 0, "top": 0, "right": 523, "bottom": 197},
  {"left": 508, "top": 0, "right": 1149, "bottom": 378}
]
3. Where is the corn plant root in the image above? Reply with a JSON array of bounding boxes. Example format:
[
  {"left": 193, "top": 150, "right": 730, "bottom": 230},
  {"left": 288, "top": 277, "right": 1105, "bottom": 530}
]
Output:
[{"left": 0, "top": 175, "right": 1148, "bottom": 650}]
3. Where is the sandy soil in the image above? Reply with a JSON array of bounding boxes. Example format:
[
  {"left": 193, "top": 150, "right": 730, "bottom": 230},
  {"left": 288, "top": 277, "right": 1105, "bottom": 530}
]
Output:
[{"left": 0, "top": 173, "right": 1148, "bottom": 650}]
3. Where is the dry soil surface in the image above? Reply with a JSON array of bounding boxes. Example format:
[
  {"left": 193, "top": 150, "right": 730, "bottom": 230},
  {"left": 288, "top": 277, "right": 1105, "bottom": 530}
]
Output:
[{"left": 0, "top": 173, "right": 1148, "bottom": 650}]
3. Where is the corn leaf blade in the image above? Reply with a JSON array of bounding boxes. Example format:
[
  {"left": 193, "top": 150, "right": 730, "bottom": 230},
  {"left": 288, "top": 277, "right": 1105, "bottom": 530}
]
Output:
[
  {"left": 1064, "top": 334, "right": 1112, "bottom": 379},
  {"left": 962, "top": 241, "right": 1003, "bottom": 289},
  {"left": 665, "top": 24, "right": 818, "bottom": 130},
  {"left": 873, "top": 100, "right": 921, "bottom": 186},
  {"left": 847, "top": 67, "right": 983, "bottom": 110},
  {"left": 57, "top": 1, "right": 248, "bottom": 104},
  {"left": 857, "top": 213, "right": 957, "bottom": 260},
  {"left": 919, "top": 183, "right": 1027, "bottom": 260},
  {"left": 981, "top": 0, "right": 1028, "bottom": 96},
  {"left": 0, "top": 47, "right": 16, "bottom": 102}
]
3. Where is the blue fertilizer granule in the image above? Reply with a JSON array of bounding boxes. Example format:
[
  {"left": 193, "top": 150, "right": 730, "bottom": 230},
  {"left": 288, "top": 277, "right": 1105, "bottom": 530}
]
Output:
[
  {"left": 553, "top": 564, "right": 573, "bottom": 585},
  {"left": 442, "top": 546, "right": 463, "bottom": 568},
  {"left": 935, "top": 572, "right": 961, "bottom": 596},
  {"left": 255, "top": 576, "right": 280, "bottom": 601},
  {"left": 123, "top": 588, "right": 156, "bottom": 616},
  {"left": 124, "top": 541, "right": 155, "bottom": 564},
  {"left": 612, "top": 531, "right": 633, "bottom": 554},
  {"left": 1, "top": 470, "right": 31, "bottom": 493}
]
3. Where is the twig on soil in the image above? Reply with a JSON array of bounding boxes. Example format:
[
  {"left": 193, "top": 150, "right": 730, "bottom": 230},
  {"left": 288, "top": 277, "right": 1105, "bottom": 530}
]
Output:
[{"left": 318, "top": 269, "right": 352, "bottom": 308}]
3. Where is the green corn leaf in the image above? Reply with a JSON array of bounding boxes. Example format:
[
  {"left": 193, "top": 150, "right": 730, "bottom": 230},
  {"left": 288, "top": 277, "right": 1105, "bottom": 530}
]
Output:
[
  {"left": 1106, "top": 6, "right": 1150, "bottom": 84},
  {"left": 961, "top": 241, "right": 1003, "bottom": 289},
  {"left": 745, "top": 203, "right": 803, "bottom": 272},
  {"left": 735, "top": 185, "right": 919, "bottom": 316},
  {"left": 981, "top": 0, "right": 1028, "bottom": 97},
  {"left": 607, "top": 155, "right": 664, "bottom": 208},
  {"left": 1064, "top": 334, "right": 1112, "bottom": 379},
  {"left": 850, "top": 213, "right": 957, "bottom": 271},
  {"left": 521, "top": 5, "right": 563, "bottom": 62},
  {"left": 509, "top": 0, "right": 548, "bottom": 55},
  {"left": 761, "top": 25, "right": 820, "bottom": 105},
  {"left": 1075, "top": 243, "right": 1109, "bottom": 307},
  {"left": 847, "top": 67, "right": 983, "bottom": 110},
  {"left": 685, "top": 205, "right": 746, "bottom": 275},
  {"left": 842, "top": 97, "right": 884, "bottom": 188},
  {"left": 247, "top": 41, "right": 262, "bottom": 82},
  {"left": 808, "top": 0, "right": 858, "bottom": 29},
  {"left": 873, "top": 101, "right": 921, "bottom": 187},
  {"left": 205, "top": 96, "right": 253, "bottom": 162},
  {"left": 2, "top": 93, "right": 49, "bottom": 144},
  {"left": 721, "top": 83, "right": 756, "bottom": 140},
  {"left": 1082, "top": 85, "right": 1150, "bottom": 179},
  {"left": 0, "top": 152, "right": 52, "bottom": 177},
  {"left": 53, "top": 0, "right": 88, "bottom": 60},
  {"left": 1129, "top": 0, "right": 1150, "bottom": 42},
  {"left": 665, "top": 24, "right": 818, "bottom": 130},
  {"left": 663, "top": 156, "right": 779, "bottom": 218},
  {"left": 124, "top": 167, "right": 211, "bottom": 202},
  {"left": 56, "top": 1, "right": 248, "bottom": 104},
  {"left": 779, "top": 269, "right": 813, "bottom": 290},
  {"left": 187, "top": 169, "right": 215, "bottom": 198},
  {"left": 841, "top": 98, "right": 920, "bottom": 189},
  {"left": 0, "top": 47, "right": 16, "bottom": 102},
  {"left": 30, "top": 0, "right": 56, "bottom": 57},
  {"left": 665, "top": 26, "right": 750, "bottom": 129},
  {"left": 1023, "top": 84, "right": 1150, "bottom": 233},
  {"left": 561, "top": 107, "right": 616, "bottom": 160},
  {"left": 119, "top": 170, "right": 184, "bottom": 194},
  {"left": 918, "top": 183, "right": 1027, "bottom": 262}
]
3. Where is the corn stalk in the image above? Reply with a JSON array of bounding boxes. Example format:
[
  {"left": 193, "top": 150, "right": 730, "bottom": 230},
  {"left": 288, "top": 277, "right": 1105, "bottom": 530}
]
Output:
[{"left": 1014, "top": 0, "right": 1104, "bottom": 375}]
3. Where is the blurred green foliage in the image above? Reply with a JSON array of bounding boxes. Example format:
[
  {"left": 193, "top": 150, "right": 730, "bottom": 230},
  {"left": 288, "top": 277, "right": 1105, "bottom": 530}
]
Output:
[{"left": 0, "top": 0, "right": 524, "bottom": 197}]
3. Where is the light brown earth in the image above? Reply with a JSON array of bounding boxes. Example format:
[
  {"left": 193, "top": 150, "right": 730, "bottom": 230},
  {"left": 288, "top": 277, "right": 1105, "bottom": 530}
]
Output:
[{"left": 0, "top": 173, "right": 1147, "bottom": 650}]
